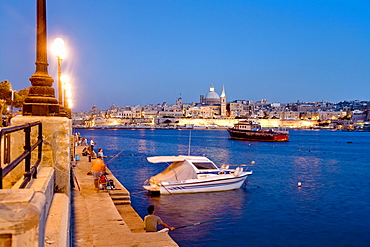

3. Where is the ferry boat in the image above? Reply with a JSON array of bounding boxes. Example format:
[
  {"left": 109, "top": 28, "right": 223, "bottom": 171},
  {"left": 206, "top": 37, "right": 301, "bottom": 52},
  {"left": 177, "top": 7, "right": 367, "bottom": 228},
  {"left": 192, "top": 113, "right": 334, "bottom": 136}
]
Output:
[
  {"left": 228, "top": 121, "right": 289, "bottom": 142},
  {"left": 143, "top": 156, "right": 253, "bottom": 194}
]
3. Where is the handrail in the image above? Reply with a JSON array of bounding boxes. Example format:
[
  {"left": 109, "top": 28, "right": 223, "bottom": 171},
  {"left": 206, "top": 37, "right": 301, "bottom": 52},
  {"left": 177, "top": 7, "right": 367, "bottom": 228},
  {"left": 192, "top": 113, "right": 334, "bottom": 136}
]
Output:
[{"left": 0, "top": 121, "right": 43, "bottom": 189}]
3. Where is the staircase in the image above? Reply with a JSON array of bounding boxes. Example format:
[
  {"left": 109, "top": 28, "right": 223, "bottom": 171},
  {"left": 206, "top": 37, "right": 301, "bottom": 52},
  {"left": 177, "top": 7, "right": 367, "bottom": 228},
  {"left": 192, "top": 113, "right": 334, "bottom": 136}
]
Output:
[{"left": 109, "top": 190, "right": 131, "bottom": 205}]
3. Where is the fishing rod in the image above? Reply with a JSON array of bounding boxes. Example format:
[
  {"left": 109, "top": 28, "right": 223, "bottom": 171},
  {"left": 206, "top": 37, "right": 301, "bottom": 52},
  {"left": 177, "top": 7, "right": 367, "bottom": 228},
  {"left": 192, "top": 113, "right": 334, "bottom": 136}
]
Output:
[
  {"left": 106, "top": 154, "right": 141, "bottom": 157},
  {"left": 71, "top": 168, "right": 80, "bottom": 191},
  {"left": 172, "top": 214, "right": 243, "bottom": 231},
  {"left": 106, "top": 145, "right": 131, "bottom": 165}
]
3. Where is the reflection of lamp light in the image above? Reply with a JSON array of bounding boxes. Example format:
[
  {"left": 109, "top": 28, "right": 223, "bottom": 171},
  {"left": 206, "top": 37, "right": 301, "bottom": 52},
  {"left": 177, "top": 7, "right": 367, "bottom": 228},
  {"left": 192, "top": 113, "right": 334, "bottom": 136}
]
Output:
[{"left": 51, "top": 38, "right": 66, "bottom": 107}]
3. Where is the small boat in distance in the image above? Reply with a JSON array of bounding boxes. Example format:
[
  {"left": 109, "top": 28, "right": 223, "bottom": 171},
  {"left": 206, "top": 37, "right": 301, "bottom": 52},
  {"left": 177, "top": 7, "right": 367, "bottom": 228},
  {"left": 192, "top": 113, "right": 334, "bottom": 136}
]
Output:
[
  {"left": 143, "top": 156, "right": 253, "bottom": 194},
  {"left": 228, "top": 121, "right": 289, "bottom": 142}
]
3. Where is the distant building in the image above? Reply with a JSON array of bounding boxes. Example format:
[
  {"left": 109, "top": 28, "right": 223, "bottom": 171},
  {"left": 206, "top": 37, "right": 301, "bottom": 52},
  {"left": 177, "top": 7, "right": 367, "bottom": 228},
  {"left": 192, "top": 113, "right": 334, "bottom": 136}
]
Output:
[
  {"left": 198, "top": 85, "right": 227, "bottom": 117},
  {"left": 185, "top": 106, "right": 214, "bottom": 118}
]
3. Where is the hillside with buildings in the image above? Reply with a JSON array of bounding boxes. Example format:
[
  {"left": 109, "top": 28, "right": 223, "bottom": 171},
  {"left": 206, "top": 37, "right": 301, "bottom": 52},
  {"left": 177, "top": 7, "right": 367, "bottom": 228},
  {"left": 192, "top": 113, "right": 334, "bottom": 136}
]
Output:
[{"left": 72, "top": 85, "right": 370, "bottom": 131}]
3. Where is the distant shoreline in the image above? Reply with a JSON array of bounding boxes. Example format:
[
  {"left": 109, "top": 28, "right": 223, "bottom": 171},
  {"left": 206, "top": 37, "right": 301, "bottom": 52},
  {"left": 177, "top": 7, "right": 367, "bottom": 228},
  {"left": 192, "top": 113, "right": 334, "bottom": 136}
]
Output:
[
  {"left": 72, "top": 126, "right": 337, "bottom": 131},
  {"left": 72, "top": 125, "right": 228, "bottom": 130}
]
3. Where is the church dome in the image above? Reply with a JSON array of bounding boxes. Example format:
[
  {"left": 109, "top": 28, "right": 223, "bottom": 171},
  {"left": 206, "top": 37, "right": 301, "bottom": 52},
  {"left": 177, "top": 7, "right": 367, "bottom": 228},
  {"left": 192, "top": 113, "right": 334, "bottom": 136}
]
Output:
[{"left": 205, "top": 86, "right": 220, "bottom": 100}]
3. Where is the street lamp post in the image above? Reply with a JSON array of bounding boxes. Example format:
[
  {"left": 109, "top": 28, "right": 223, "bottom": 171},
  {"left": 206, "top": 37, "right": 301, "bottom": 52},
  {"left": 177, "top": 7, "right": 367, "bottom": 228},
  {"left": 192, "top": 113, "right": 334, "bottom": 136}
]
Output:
[
  {"left": 51, "top": 38, "right": 67, "bottom": 116},
  {"left": 10, "top": 89, "right": 14, "bottom": 115},
  {"left": 23, "top": 0, "right": 59, "bottom": 116}
]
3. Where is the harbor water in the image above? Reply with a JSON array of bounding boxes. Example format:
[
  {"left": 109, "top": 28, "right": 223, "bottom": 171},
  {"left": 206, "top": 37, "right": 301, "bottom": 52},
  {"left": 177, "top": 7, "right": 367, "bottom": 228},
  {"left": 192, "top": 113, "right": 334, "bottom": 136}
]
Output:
[{"left": 76, "top": 129, "right": 370, "bottom": 247}]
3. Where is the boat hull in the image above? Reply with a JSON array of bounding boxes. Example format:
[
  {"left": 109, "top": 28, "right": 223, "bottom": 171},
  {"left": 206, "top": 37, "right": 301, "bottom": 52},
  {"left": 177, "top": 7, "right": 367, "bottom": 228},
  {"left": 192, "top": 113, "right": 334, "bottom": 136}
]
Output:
[
  {"left": 144, "top": 172, "right": 251, "bottom": 194},
  {"left": 228, "top": 128, "right": 289, "bottom": 142}
]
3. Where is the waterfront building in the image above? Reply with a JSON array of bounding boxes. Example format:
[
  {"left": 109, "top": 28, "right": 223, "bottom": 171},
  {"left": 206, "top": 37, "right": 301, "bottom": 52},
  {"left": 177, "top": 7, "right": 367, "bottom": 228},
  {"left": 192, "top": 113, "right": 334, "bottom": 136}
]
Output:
[
  {"left": 300, "top": 110, "right": 346, "bottom": 120},
  {"left": 228, "top": 100, "right": 255, "bottom": 118},
  {"left": 185, "top": 106, "right": 214, "bottom": 118},
  {"left": 158, "top": 111, "right": 184, "bottom": 118},
  {"left": 163, "top": 104, "right": 182, "bottom": 112},
  {"left": 350, "top": 110, "right": 369, "bottom": 122},
  {"left": 141, "top": 110, "right": 157, "bottom": 118},
  {"left": 318, "top": 111, "right": 346, "bottom": 120},
  {"left": 116, "top": 110, "right": 135, "bottom": 118},
  {"left": 281, "top": 111, "right": 300, "bottom": 120}
]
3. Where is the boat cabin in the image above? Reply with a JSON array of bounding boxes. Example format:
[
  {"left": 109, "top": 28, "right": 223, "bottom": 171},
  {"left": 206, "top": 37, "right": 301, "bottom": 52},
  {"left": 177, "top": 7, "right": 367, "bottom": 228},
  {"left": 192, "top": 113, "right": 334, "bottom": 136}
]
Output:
[
  {"left": 191, "top": 161, "right": 218, "bottom": 170},
  {"left": 233, "top": 121, "right": 261, "bottom": 131}
]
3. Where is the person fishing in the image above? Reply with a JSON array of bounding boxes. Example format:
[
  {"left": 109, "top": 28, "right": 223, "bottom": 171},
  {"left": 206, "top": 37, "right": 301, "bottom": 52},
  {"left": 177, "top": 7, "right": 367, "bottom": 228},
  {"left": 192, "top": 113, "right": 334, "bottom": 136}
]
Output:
[
  {"left": 91, "top": 155, "right": 106, "bottom": 192},
  {"left": 97, "top": 148, "right": 107, "bottom": 160},
  {"left": 144, "top": 205, "right": 175, "bottom": 232}
]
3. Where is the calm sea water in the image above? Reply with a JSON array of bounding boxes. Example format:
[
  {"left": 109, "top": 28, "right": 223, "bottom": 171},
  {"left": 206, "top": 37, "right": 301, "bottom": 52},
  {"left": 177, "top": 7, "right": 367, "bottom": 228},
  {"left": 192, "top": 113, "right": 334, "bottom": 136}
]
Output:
[{"left": 76, "top": 129, "right": 370, "bottom": 247}]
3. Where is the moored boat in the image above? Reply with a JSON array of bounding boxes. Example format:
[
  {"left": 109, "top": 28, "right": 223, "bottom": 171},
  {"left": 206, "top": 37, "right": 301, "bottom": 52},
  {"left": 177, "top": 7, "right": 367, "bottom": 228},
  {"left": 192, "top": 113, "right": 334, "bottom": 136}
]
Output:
[
  {"left": 228, "top": 121, "right": 289, "bottom": 142},
  {"left": 143, "top": 156, "right": 253, "bottom": 194}
]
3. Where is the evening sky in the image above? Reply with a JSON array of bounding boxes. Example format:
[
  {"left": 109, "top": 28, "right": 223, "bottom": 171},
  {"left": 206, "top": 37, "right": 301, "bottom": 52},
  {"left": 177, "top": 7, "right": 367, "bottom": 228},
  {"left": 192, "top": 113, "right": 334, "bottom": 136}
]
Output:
[{"left": 1, "top": 1, "right": 369, "bottom": 112}]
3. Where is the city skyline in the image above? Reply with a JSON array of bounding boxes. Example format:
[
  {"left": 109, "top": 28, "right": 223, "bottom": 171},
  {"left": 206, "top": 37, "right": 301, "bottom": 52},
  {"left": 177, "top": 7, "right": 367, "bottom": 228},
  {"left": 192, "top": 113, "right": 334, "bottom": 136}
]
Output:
[
  {"left": 1, "top": 1, "right": 370, "bottom": 112},
  {"left": 75, "top": 83, "right": 369, "bottom": 111}
]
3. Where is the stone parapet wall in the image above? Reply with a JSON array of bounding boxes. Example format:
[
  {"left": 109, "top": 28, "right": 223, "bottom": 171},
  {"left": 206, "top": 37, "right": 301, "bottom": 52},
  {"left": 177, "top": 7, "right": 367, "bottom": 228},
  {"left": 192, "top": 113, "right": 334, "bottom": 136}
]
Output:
[
  {"left": 11, "top": 116, "right": 72, "bottom": 194},
  {"left": 0, "top": 116, "right": 73, "bottom": 246}
]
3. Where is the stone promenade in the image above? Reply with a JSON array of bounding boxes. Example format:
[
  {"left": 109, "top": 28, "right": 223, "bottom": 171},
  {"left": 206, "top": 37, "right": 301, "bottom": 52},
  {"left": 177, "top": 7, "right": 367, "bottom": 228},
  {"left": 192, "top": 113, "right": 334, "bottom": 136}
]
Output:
[{"left": 71, "top": 146, "right": 178, "bottom": 247}]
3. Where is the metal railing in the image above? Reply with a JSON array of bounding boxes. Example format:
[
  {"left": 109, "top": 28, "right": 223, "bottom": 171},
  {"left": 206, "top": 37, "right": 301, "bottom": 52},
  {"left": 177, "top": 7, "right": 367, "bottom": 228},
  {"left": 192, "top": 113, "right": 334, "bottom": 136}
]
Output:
[{"left": 0, "top": 121, "right": 43, "bottom": 189}]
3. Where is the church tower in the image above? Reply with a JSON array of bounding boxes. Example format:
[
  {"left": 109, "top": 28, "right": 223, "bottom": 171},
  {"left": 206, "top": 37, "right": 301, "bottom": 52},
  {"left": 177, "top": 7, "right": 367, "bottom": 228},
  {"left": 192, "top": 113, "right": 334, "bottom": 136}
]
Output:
[
  {"left": 220, "top": 85, "right": 227, "bottom": 117},
  {"left": 176, "top": 97, "right": 182, "bottom": 106}
]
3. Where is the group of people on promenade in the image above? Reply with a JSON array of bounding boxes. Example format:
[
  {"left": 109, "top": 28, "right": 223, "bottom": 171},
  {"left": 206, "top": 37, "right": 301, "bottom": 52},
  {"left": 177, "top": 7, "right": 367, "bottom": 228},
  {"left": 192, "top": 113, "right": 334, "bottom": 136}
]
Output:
[
  {"left": 80, "top": 137, "right": 99, "bottom": 159},
  {"left": 82, "top": 138, "right": 107, "bottom": 192},
  {"left": 78, "top": 135, "right": 175, "bottom": 232},
  {"left": 76, "top": 134, "right": 106, "bottom": 191}
]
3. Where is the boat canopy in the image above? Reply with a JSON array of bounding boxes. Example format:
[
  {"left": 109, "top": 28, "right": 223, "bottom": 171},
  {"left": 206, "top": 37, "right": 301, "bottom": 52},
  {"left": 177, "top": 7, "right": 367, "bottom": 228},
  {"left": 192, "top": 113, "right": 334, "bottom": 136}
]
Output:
[
  {"left": 147, "top": 156, "right": 219, "bottom": 183},
  {"left": 147, "top": 156, "right": 187, "bottom": 163},
  {"left": 149, "top": 160, "right": 197, "bottom": 183},
  {"left": 147, "top": 155, "right": 210, "bottom": 164}
]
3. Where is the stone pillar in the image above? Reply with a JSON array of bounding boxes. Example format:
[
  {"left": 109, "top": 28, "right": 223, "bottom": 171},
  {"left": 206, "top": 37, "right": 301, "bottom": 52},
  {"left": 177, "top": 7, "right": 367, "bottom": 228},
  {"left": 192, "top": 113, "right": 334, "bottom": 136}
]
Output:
[{"left": 11, "top": 116, "right": 71, "bottom": 194}]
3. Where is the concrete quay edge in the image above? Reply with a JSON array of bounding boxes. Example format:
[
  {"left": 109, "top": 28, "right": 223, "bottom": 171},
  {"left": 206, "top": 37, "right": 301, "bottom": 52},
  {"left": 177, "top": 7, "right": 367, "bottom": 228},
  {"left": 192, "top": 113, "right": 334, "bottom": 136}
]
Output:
[{"left": 72, "top": 146, "right": 178, "bottom": 247}]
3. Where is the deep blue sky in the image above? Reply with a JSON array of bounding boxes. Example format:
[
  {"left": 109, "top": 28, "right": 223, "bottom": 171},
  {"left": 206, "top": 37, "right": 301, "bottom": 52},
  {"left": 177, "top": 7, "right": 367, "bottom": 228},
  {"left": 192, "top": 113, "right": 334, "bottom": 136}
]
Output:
[{"left": 1, "top": 1, "right": 369, "bottom": 112}]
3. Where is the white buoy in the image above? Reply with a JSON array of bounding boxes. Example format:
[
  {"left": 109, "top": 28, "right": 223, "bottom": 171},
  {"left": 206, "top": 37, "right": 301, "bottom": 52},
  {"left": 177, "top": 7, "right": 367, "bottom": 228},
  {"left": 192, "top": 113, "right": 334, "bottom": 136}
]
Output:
[
  {"left": 251, "top": 161, "right": 255, "bottom": 165},
  {"left": 298, "top": 182, "right": 302, "bottom": 187}
]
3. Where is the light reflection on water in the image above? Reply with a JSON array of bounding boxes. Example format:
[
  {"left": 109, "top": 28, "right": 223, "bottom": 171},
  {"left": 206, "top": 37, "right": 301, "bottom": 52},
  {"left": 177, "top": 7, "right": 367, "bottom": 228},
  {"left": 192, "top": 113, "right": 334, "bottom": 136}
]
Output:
[{"left": 77, "top": 129, "right": 370, "bottom": 247}]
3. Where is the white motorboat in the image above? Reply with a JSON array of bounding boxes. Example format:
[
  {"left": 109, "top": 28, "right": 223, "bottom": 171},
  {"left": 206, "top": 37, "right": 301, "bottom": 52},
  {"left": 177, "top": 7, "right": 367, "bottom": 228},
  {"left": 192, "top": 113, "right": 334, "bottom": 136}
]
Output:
[{"left": 143, "top": 155, "right": 253, "bottom": 194}]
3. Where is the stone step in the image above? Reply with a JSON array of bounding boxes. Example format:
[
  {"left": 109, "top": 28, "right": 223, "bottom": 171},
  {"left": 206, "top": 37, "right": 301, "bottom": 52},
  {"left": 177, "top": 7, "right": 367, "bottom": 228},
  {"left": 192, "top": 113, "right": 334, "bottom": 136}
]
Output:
[
  {"left": 111, "top": 195, "right": 131, "bottom": 201},
  {"left": 114, "top": 200, "right": 131, "bottom": 205},
  {"left": 109, "top": 191, "right": 130, "bottom": 196}
]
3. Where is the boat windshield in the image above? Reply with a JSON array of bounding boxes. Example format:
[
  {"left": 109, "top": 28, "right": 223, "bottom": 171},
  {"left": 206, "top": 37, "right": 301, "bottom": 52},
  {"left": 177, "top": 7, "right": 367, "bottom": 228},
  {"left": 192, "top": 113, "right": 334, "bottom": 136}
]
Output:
[{"left": 192, "top": 162, "right": 218, "bottom": 170}]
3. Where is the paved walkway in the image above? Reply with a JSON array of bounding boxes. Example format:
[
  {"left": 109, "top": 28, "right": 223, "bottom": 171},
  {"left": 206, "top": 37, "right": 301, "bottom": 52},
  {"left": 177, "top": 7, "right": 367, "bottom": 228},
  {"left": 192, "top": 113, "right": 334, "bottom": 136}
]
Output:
[{"left": 72, "top": 146, "right": 178, "bottom": 247}]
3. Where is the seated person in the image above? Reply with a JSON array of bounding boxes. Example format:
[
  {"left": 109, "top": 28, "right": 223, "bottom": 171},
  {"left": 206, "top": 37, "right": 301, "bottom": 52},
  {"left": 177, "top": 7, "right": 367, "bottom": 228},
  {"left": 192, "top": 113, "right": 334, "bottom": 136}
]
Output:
[{"left": 144, "top": 205, "right": 175, "bottom": 232}]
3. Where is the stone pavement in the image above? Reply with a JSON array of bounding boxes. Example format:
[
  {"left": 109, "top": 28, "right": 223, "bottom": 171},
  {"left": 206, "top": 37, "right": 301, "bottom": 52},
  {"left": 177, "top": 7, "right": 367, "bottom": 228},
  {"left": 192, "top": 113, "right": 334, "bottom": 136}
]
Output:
[{"left": 72, "top": 146, "right": 178, "bottom": 247}]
